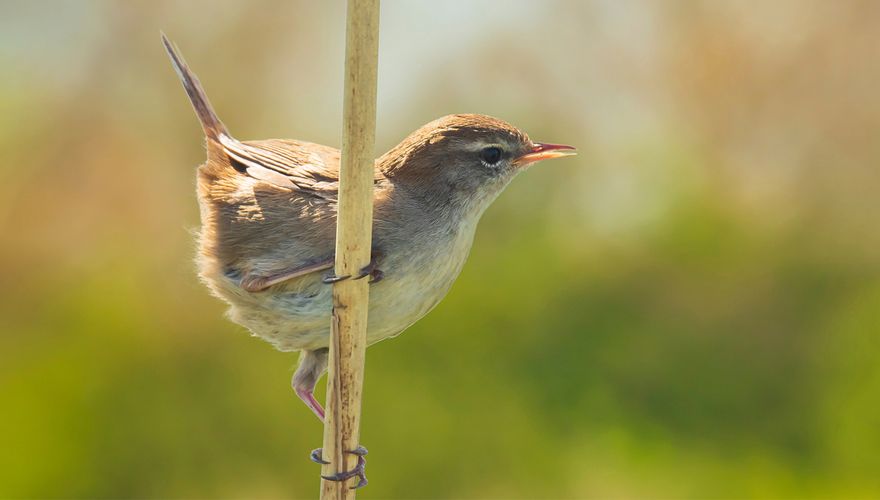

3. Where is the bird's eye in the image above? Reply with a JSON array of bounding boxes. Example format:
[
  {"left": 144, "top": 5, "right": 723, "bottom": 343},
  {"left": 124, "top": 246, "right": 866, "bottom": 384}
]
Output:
[{"left": 480, "top": 147, "right": 503, "bottom": 165}]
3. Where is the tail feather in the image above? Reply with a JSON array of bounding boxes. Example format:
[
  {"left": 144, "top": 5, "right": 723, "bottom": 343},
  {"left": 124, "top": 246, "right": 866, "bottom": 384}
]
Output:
[{"left": 161, "top": 32, "right": 228, "bottom": 140}]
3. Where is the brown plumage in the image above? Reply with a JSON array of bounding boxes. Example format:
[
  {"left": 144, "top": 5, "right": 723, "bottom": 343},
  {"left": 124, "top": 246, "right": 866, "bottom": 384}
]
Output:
[{"left": 162, "top": 34, "right": 576, "bottom": 421}]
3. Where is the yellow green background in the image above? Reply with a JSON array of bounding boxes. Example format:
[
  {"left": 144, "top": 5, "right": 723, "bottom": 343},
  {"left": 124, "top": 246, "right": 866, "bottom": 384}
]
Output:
[{"left": 1, "top": 1, "right": 879, "bottom": 497}]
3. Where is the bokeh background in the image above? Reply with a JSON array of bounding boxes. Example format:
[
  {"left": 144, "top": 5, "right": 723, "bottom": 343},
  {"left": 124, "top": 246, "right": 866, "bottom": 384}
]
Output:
[{"left": 2, "top": 0, "right": 879, "bottom": 497}]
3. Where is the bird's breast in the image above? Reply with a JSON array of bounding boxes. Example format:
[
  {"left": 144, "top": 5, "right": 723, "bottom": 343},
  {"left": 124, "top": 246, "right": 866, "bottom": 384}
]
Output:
[{"left": 365, "top": 219, "right": 477, "bottom": 344}]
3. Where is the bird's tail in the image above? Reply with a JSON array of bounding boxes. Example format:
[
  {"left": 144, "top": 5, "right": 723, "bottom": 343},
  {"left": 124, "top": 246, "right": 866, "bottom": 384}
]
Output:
[{"left": 161, "top": 32, "right": 229, "bottom": 141}]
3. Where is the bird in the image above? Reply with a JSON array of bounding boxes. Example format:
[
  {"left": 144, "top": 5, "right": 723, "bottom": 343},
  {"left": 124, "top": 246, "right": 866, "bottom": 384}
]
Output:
[{"left": 162, "top": 33, "right": 575, "bottom": 477}]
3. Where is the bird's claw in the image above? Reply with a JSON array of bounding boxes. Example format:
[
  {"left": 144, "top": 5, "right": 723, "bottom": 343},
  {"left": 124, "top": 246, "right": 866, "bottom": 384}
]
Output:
[
  {"left": 321, "top": 273, "right": 351, "bottom": 284},
  {"left": 322, "top": 257, "right": 383, "bottom": 285},
  {"left": 311, "top": 446, "right": 369, "bottom": 489},
  {"left": 310, "top": 448, "right": 330, "bottom": 465},
  {"left": 354, "top": 261, "right": 384, "bottom": 284},
  {"left": 367, "top": 269, "right": 384, "bottom": 284}
]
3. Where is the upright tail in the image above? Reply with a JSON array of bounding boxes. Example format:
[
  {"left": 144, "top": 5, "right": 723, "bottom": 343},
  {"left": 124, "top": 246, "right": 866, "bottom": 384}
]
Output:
[{"left": 161, "top": 32, "right": 229, "bottom": 141}]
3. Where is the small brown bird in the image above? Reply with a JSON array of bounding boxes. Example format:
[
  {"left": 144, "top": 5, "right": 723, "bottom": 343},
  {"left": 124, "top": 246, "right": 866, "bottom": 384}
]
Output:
[{"left": 163, "top": 35, "right": 575, "bottom": 421}]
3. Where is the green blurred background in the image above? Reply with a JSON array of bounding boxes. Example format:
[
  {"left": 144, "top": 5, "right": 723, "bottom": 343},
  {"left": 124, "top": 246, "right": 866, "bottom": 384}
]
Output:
[{"left": 2, "top": 0, "right": 879, "bottom": 498}]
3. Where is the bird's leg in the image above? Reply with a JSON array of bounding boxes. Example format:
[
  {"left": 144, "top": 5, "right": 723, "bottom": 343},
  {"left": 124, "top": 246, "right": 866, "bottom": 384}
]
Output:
[
  {"left": 311, "top": 446, "right": 369, "bottom": 489},
  {"left": 294, "top": 385, "right": 325, "bottom": 421},
  {"left": 322, "top": 251, "right": 384, "bottom": 284},
  {"left": 297, "top": 349, "right": 369, "bottom": 488},
  {"left": 240, "top": 258, "right": 334, "bottom": 292},
  {"left": 293, "top": 349, "right": 328, "bottom": 421}
]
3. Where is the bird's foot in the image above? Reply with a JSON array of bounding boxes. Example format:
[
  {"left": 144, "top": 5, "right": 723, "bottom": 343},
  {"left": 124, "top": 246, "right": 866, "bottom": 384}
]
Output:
[
  {"left": 364, "top": 267, "right": 384, "bottom": 284},
  {"left": 310, "top": 446, "right": 369, "bottom": 489},
  {"left": 321, "top": 272, "right": 350, "bottom": 284},
  {"left": 322, "top": 255, "right": 384, "bottom": 284}
]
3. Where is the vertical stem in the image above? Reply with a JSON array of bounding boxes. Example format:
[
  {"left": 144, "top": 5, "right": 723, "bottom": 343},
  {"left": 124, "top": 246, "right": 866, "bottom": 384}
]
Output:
[{"left": 320, "top": 0, "right": 380, "bottom": 498}]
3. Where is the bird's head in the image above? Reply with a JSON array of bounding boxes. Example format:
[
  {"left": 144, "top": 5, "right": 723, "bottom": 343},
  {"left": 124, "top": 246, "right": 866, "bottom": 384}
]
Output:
[{"left": 378, "top": 114, "right": 576, "bottom": 215}]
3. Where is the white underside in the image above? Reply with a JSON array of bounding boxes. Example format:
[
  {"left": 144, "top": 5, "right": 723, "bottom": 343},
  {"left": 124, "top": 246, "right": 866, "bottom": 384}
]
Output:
[{"left": 201, "top": 219, "right": 477, "bottom": 352}]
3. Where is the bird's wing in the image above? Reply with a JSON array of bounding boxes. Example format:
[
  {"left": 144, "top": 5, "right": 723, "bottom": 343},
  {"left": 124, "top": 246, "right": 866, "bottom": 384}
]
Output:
[
  {"left": 219, "top": 136, "right": 343, "bottom": 199},
  {"left": 207, "top": 137, "right": 388, "bottom": 291}
]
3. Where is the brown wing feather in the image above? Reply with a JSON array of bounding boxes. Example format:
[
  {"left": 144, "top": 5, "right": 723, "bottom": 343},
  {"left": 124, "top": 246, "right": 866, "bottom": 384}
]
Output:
[
  {"left": 198, "top": 139, "right": 341, "bottom": 288},
  {"left": 164, "top": 33, "right": 385, "bottom": 290},
  {"left": 219, "top": 135, "right": 342, "bottom": 198},
  {"left": 220, "top": 136, "right": 385, "bottom": 198}
]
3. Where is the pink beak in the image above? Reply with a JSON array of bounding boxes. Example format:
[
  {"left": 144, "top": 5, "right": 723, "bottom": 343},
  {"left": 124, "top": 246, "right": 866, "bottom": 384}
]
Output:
[{"left": 514, "top": 142, "right": 577, "bottom": 167}]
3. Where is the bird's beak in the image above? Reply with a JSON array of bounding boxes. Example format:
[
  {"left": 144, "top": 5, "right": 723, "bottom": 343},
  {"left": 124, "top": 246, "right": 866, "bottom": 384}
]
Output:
[{"left": 514, "top": 142, "right": 577, "bottom": 167}]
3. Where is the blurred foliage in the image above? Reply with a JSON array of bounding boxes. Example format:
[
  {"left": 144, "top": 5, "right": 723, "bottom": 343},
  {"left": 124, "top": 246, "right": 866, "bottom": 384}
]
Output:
[{"left": 1, "top": 0, "right": 879, "bottom": 498}]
